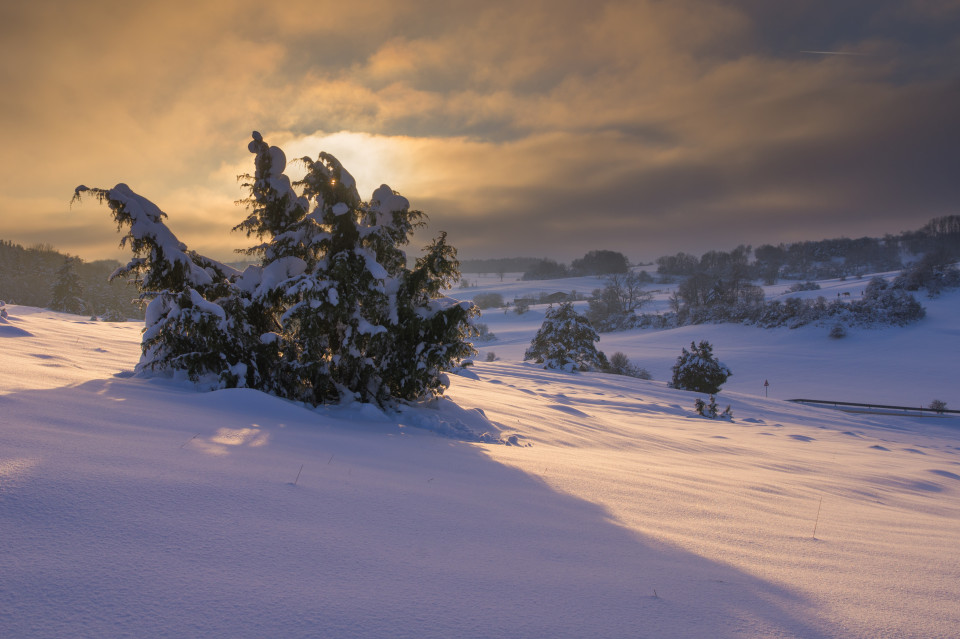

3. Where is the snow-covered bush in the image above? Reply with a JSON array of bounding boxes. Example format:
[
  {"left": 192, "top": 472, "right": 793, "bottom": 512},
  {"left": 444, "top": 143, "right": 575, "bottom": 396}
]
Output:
[
  {"left": 606, "top": 351, "right": 652, "bottom": 379},
  {"left": 670, "top": 340, "right": 731, "bottom": 394},
  {"left": 658, "top": 271, "right": 924, "bottom": 330},
  {"left": 693, "top": 395, "right": 733, "bottom": 421},
  {"left": 850, "top": 277, "right": 925, "bottom": 326},
  {"left": 74, "top": 132, "right": 476, "bottom": 406},
  {"left": 829, "top": 323, "right": 847, "bottom": 339},
  {"left": 99, "top": 308, "right": 128, "bottom": 322},
  {"left": 787, "top": 281, "right": 820, "bottom": 292},
  {"left": 929, "top": 399, "right": 947, "bottom": 414},
  {"left": 894, "top": 252, "right": 960, "bottom": 297},
  {"left": 524, "top": 302, "right": 606, "bottom": 371},
  {"left": 472, "top": 292, "right": 504, "bottom": 309},
  {"left": 694, "top": 395, "right": 733, "bottom": 419},
  {"left": 472, "top": 322, "right": 496, "bottom": 342}
]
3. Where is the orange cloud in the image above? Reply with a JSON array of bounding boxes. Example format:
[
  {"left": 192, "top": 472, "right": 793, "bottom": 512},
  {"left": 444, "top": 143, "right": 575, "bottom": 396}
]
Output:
[{"left": 1, "top": 0, "right": 957, "bottom": 262}]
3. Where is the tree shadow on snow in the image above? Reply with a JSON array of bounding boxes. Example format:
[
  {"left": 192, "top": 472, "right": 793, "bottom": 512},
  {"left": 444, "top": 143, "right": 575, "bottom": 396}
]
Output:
[{"left": 1, "top": 375, "right": 831, "bottom": 639}]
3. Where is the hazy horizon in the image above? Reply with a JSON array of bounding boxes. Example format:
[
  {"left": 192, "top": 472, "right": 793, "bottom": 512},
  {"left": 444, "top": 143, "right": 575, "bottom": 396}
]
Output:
[
  {"left": 0, "top": 216, "right": 933, "bottom": 269},
  {"left": 2, "top": 1, "right": 958, "bottom": 264}
]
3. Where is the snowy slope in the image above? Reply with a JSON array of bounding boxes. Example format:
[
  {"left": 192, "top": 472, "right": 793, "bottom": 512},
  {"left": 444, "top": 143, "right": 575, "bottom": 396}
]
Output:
[
  {"left": 458, "top": 273, "right": 960, "bottom": 408},
  {"left": 2, "top": 304, "right": 959, "bottom": 638}
]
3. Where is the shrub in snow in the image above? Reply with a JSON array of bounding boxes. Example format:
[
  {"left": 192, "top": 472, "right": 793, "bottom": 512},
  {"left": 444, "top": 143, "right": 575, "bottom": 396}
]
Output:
[
  {"left": 472, "top": 322, "right": 496, "bottom": 342},
  {"left": 670, "top": 340, "right": 731, "bottom": 394},
  {"left": 694, "top": 395, "right": 732, "bottom": 420},
  {"left": 929, "top": 399, "right": 947, "bottom": 414},
  {"left": 850, "top": 277, "right": 925, "bottom": 326},
  {"left": 606, "top": 351, "right": 652, "bottom": 379},
  {"left": 787, "top": 281, "right": 820, "bottom": 292},
  {"left": 524, "top": 302, "right": 607, "bottom": 372},
  {"left": 829, "top": 323, "right": 847, "bottom": 339},
  {"left": 99, "top": 308, "right": 128, "bottom": 322},
  {"left": 0, "top": 300, "right": 7, "bottom": 319},
  {"left": 484, "top": 351, "right": 497, "bottom": 362},
  {"left": 694, "top": 395, "right": 719, "bottom": 418},
  {"left": 660, "top": 270, "right": 924, "bottom": 330},
  {"left": 894, "top": 251, "right": 960, "bottom": 297},
  {"left": 513, "top": 298, "right": 530, "bottom": 315},
  {"left": 472, "top": 292, "right": 504, "bottom": 309},
  {"left": 74, "top": 132, "right": 476, "bottom": 405}
]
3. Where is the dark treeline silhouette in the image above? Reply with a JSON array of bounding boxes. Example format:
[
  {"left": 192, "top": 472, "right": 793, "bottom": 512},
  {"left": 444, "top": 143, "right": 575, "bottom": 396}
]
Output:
[
  {"left": 462, "top": 251, "right": 632, "bottom": 280},
  {"left": 462, "top": 216, "right": 960, "bottom": 284},
  {"left": 0, "top": 240, "right": 144, "bottom": 319},
  {"left": 521, "top": 250, "right": 631, "bottom": 280},
  {"left": 657, "top": 215, "right": 960, "bottom": 283}
]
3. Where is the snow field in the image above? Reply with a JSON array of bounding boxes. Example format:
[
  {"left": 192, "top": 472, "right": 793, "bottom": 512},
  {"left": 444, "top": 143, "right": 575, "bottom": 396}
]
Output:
[
  {"left": 459, "top": 271, "right": 959, "bottom": 407},
  {"left": 453, "top": 363, "right": 960, "bottom": 637},
  {"left": 2, "top": 286, "right": 959, "bottom": 638}
]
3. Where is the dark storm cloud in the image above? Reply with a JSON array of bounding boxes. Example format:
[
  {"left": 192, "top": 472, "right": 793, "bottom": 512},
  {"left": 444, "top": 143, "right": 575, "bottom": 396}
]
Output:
[{"left": 1, "top": 0, "right": 958, "bottom": 262}]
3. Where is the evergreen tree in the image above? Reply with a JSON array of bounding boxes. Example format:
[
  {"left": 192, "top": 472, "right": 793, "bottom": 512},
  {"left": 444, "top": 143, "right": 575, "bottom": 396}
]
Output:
[
  {"left": 524, "top": 302, "right": 606, "bottom": 371},
  {"left": 75, "top": 131, "right": 476, "bottom": 406},
  {"left": 670, "top": 340, "right": 731, "bottom": 393},
  {"left": 50, "top": 257, "right": 85, "bottom": 314},
  {"left": 73, "top": 183, "right": 247, "bottom": 385}
]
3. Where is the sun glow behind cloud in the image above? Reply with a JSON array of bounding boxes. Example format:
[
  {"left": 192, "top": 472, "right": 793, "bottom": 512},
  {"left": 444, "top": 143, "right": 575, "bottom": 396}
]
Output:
[{"left": 1, "top": 0, "right": 958, "bottom": 262}]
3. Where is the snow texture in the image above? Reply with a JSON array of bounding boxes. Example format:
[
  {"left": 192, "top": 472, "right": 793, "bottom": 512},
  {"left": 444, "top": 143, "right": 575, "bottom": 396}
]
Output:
[{"left": 2, "top": 279, "right": 959, "bottom": 637}]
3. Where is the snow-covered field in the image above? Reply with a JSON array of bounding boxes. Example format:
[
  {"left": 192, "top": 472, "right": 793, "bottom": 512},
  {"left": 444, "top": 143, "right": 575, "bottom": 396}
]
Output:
[
  {"left": 2, "top": 277, "right": 959, "bottom": 638},
  {"left": 459, "top": 272, "right": 959, "bottom": 407}
]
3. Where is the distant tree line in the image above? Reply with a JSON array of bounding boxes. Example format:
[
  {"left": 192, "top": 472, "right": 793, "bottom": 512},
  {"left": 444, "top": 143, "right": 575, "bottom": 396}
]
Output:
[
  {"left": 521, "top": 250, "right": 630, "bottom": 280},
  {"left": 490, "top": 215, "right": 959, "bottom": 286},
  {"left": 666, "top": 276, "right": 926, "bottom": 329},
  {"left": 460, "top": 251, "right": 632, "bottom": 280},
  {"left": 582, "top": 217, "right": 958, "bottom": 333},
  {"left": 656, "top": 215, "right": 960, "bottom": 284},
  {"left": 0, "top": 239, "right": 144, "bottom": 319}
]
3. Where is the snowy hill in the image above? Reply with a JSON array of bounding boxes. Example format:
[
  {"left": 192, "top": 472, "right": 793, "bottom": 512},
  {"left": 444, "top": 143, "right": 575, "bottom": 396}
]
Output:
[
  {"left": 458, "top": 272, "right": 960, "bottom": 408},
  {"left": 2, "top": 295, "right": 959, "bottom": 638}
]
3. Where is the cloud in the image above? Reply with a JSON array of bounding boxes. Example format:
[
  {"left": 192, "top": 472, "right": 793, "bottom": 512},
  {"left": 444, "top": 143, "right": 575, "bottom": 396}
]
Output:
[{"left": 1, "top": 0, "right": 958, "bottom": 264}]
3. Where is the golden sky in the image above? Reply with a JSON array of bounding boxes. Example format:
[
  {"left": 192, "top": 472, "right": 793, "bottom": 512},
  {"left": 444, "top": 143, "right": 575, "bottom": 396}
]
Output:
[{"left": 1, "top": 0, "right": 958, "bottom": 262}]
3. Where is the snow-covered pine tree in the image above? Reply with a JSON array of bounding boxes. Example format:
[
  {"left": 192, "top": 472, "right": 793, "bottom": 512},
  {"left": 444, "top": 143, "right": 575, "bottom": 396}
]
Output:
[
  {"left": 75, "top": 132, "right": 476, "bottom": 406},
  {"left": 384, "top": 231, "right": 476, "bottom": 400},
  {"left": 669, "top": 340, "right": 731, "bottom": 394},
  {"left": 276, "top": 141, "right": 475, "bottom": 404},
  {"left": 524, "top": 302, "right": 606, "bottom": 371},
  {"left": 71, "top": 184, "right": 249, "bottom": 386},
  {"left": 232, "top": 131, "right": 315, "bottom": 394},
  {"left": 50, "top": 257, "right": 85, "bottom": 314}
]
